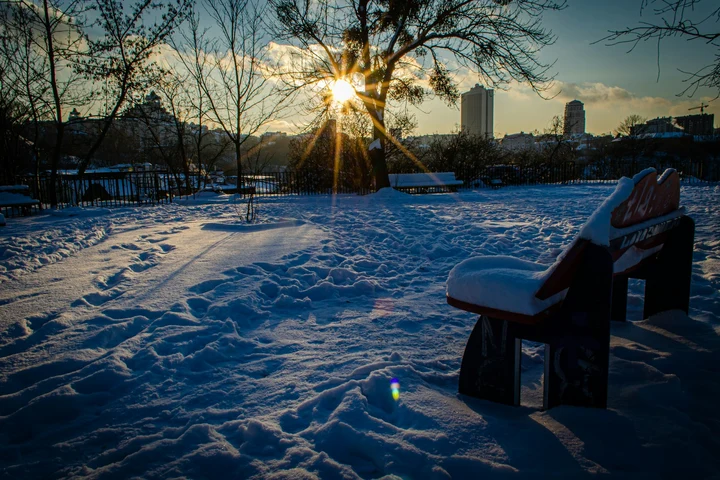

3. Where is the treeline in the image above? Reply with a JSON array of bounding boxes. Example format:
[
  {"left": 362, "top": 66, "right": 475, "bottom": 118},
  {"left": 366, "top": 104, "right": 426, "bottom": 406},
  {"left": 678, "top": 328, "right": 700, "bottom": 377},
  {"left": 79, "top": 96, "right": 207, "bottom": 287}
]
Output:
[
  {"left": 287, "top": 127, "right": 720, "bottom": 191},
  {"left": 0, "top": 0, "right": 292, "bottom": 205}
]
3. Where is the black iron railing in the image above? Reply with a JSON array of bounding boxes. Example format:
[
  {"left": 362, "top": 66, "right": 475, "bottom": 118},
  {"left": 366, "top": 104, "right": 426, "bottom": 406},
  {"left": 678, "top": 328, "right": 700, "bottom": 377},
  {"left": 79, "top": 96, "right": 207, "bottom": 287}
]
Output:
[
  {"left": 16, "top": 158, "right": 718, "bottom": 208},
  {"left": 21, "top": 171, "right": 173, "bottom": 208}
]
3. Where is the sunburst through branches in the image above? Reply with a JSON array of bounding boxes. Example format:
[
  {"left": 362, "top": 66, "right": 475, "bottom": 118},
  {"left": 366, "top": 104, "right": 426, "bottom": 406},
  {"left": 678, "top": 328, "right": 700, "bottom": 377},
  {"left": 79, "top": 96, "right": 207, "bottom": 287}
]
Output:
[{"left": 330, "top": 79, "right": 356, "bottom": 104}]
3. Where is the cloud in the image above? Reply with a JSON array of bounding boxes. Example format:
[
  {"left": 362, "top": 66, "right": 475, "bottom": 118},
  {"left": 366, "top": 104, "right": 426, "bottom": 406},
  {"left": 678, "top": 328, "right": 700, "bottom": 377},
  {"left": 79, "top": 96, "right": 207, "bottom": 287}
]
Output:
[
  {"left": 261, "top": 119, "right": 300, "bottom": 133},
  {"left": 552, "top": 81, "right": 635, "bottom": 104},
  {"left": 550, "top": 80, "right": 719, "bottom": 116},
  {"left": 489, "top": 79, "right": 719, "bottom": 134},
  {"left": 508, "top": 79, "right": 719, "bottom": 115}
]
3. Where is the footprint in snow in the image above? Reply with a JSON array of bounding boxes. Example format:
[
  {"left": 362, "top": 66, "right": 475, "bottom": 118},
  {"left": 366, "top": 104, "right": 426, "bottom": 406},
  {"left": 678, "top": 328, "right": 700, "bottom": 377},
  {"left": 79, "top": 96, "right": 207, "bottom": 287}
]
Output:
[
  {"left": 94, "top": 269, "right": 128, "bottom": 290},
  {"left": 112, "top": 243, "right": 142, "bottom": 251},
  {"left": 128, "top": 262, "right": 155, "bottom": 273},
  {"left": 158, "top": 243, "right": 175, "bottom": 253},
  {"left": 190, "top": 279, "right": 225, "bottom": 294},
  {"left": 145, "top": 236, "right": 170, "bottom": 244},
  {"left": 75, "top": 288, "right": 123, "bottom": 307}
]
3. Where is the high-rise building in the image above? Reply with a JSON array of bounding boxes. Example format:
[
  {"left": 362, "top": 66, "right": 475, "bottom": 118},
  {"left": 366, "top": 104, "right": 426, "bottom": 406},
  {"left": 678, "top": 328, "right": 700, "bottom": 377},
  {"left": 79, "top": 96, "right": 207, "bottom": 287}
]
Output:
[
  {"left": 563, "top": 100, "right": 585, "bottom": 136},
  {"left": 461, "top": 84, "right": 494, "bottom": 138}
]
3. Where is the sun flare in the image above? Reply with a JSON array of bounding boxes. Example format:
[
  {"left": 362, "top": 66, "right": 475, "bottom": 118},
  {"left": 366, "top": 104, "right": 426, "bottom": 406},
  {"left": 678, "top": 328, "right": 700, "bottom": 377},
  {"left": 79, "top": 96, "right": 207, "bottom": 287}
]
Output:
[{"left": 330, "top": 79, "right": 356, "bottom": 103}]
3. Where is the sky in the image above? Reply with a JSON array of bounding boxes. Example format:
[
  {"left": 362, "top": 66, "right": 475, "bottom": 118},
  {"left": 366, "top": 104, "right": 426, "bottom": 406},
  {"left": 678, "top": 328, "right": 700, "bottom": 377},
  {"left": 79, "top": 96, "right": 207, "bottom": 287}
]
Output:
[
  {"left": 404, "top": 0, "right": 720, "bottom": 137},
  {"left": 73, "top": 0, "right": 719, "bottom": 138}
]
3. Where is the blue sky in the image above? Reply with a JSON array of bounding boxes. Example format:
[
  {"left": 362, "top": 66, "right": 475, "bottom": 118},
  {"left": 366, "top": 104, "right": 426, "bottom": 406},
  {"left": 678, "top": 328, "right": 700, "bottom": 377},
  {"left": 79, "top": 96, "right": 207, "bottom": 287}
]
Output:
[{"left": 410, "top": 0, "right": 719, "bottom": 136}]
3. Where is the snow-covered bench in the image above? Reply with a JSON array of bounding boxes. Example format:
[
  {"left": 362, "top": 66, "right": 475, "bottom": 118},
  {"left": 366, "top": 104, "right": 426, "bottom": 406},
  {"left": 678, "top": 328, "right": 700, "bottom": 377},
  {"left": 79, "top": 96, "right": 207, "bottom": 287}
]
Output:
[
  {"left": 0, "top": 185, "right": 41, "bottom": 218},
  {"left": 389, "top": 172, "right": 463, "bottom": 193},
  {"left": 446, "top": 168, "right": 694, "bottom": 409}
]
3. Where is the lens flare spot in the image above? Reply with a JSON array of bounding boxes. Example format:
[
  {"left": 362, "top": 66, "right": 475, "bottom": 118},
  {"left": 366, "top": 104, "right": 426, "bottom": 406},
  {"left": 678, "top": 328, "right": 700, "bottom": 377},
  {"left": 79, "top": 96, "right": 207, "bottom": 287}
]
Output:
[
  {"left": 331, "top": 79, "right": 356, "bottom": 103},
  {"left": 373, "top": 298, "right": 394, "bottom": 317},
  {"left": 391, "top": 378, "right": 400, "bottom": 401}
]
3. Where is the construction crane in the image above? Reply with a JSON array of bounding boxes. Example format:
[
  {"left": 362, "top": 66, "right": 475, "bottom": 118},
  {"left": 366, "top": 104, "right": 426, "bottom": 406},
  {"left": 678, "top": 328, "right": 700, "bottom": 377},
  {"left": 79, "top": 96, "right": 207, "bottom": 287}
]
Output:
[{"left": 688, "top": 102, "right": 709, "bottom": 114}]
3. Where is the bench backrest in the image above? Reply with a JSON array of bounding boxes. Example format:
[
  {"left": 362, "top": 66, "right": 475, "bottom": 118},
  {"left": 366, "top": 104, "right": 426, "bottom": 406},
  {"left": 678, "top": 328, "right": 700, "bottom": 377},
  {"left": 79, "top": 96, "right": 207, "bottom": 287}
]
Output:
[
  {"left": 610, "top": 168, "right": 679, "bottom": 228},
  {"left": 389, "top": 172, "right": 461, "bottom": 187},
  {"left": 536, "top": 168, "right": 682, "bottom": 300},
  {"left": 0, "top": 185, "right": 31, "bottom": 196}
]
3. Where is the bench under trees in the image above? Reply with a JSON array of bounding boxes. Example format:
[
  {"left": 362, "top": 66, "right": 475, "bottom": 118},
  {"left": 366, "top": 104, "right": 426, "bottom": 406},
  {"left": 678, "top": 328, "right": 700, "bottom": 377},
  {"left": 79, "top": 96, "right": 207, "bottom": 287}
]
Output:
[
  {"left": 0, "top": 185, "right": 41, "bottom": 218},
  {"left": 389, "top": 172, "right": 463, "bottom": 193},
  {"left": 446, "top": 168, "right": 694, "bottom": 409}
]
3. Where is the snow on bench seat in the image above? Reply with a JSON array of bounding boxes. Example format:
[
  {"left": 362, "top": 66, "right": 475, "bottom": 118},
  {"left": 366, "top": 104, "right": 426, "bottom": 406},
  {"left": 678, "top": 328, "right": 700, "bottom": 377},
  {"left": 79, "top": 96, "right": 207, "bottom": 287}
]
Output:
[
  {"left": 447, "top": 256, "right": 563, "bottom": 316},
  {"left": 0, "top": 192, "right": 40, "bottom": 206},
  {"left": 0, "top": 185, "right": 41, "bottom": 218},
  {"left": 0, "top": 185, "right": 30, "bottom": 192},
  {"left": 389, "top": 172, "right": 463, "bottom": 191}
]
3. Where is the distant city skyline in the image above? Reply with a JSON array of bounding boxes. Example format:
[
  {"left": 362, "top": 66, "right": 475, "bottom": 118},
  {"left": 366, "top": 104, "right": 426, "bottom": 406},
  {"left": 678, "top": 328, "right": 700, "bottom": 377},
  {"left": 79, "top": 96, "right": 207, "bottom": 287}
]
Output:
[{"left": 376, "top": 0, "right": 720, "bottom": 137}]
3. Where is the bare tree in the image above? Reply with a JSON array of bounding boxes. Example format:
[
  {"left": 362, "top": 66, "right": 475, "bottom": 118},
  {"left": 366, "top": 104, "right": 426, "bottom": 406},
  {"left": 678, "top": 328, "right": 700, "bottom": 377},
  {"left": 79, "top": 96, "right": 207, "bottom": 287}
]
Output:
[
  {"left": 423, "top": 129, "right": 500, "bottom": 179},
  {"left": 123, "top": 88, "right": 193, "bottom": 193},
  {"left": 287, "top": 118, "right": 371, "bottom": 193},
  {"left": 602, "top": 0, "right": 720, "bottom": 98},
  {"left": 177, "top": 0, "right": 291, "bottom": 188},
  {"left": 272, "top": 0, "right": 565, "bottom": 189},
  {"left": 0, "top": 28, "right": 32, "bottom": 184},
  {"left": 540, "top": 115, "right": 575, "bottom": 164},
  {"left": 615, "top": 114, "right": 648, "bottom": 137},
  {"left": 168, "top": 8, "right": 232, "bottom": 191},
  {"left": 1, "top": 0, "right": 89, "bottom": 205},
  {"left": 76, "top": 0, "right": 191, "bottom": 176},
  {"left": 155, "top": 78, "right": 194, "bottom": 193}
]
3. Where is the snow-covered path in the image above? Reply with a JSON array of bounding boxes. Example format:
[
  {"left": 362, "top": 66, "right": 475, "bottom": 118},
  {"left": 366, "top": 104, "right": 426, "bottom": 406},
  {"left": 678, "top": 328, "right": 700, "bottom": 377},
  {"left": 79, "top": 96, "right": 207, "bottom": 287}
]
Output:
[{"left": 0, "top": 185, "right": 718, "bottom": 479}]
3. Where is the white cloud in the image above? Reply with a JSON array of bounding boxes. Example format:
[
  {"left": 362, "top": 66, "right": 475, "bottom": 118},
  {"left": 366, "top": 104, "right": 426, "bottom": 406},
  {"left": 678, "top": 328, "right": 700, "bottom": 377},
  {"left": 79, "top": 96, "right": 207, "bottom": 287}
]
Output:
[
  {"left": 551, "top": 81, "right": 635, "bottom": 104},
  {"left": 261, "top": 119, "right": 299, "bottom": 134}
]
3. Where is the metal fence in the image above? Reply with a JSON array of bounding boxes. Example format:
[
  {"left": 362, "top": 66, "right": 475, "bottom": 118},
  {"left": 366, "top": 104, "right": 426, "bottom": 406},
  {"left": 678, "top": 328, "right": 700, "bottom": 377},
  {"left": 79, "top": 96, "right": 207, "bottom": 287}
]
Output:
[
  {"left": 236, "top": 159, "right": 718, "bottom": 196},
  {"left": 15, "top": 159, "right": 718, "bottom": 208},
  {"left": 224, "top": 171, "right": 372, "bottom": 197},
  {"left": 23, "top": 171, "right": 174, "bottom": 208},
  {"left": 450, "top": 158, "right": 719, "bottom": 189}
]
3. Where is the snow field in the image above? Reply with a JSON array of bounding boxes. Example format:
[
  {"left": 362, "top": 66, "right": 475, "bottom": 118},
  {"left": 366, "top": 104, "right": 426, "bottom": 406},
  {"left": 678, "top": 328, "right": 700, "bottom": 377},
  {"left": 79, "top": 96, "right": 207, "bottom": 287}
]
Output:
[{"left": 0, "top": 184, "right": 718, "bottom": 478}]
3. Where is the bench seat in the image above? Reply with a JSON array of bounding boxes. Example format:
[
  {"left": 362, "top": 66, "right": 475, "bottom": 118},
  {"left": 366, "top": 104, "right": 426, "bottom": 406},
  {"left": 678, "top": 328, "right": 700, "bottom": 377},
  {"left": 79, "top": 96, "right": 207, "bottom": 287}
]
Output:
[
  {"left": 0, "top": 192, "right": 40, "bottom": 206},
  {"left": 447, "top": 256, "right": 561, "bottom": 317},
  {"left": 0, "top": 188, "right": 41, "bottom": 217},
  {"left": 389, "top": 172, "right": 463, "bottom": 192},
  {"left": 393, "top": 179, "right": 464, "bottom": 187}
]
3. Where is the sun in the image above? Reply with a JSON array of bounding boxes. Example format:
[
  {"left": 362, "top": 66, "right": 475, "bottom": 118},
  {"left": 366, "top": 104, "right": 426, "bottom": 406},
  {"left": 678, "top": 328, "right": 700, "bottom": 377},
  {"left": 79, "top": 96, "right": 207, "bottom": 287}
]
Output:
[{"left": 330, "top": 79, "right": 356, "bottom": 103}]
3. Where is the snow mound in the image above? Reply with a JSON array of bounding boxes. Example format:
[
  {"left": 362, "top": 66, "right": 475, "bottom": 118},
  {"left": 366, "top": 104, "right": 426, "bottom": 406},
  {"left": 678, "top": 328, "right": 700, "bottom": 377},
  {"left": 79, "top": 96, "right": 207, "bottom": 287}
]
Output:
[
  {"left": 203, "top": 219, "right": 305, "bottom": 232},
  {"left": 368, "top": 187, "right": 410, "bottom": 200},
  {"left": 50, "top": 206, "right": 112, "bottom": 218}
]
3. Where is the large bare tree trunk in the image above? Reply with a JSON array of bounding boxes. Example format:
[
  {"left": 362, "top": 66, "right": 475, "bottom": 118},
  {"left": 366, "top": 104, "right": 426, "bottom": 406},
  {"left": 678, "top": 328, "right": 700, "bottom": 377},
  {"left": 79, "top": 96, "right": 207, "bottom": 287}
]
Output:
[{"left": 370, "top": 124, "right": 390, "bottom": 189}]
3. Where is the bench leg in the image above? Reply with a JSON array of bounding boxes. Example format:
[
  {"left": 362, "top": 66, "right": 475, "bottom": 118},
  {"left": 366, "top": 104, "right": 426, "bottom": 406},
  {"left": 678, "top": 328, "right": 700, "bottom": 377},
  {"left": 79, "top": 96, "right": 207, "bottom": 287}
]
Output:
[
  {"left": 644, "top": 216, "right": 695, "bottom": 318},
  {"left": 459, "top": 316, "right": 521, "bottom": 406},
  {"left": 544, "top": 243, "right": 613, "bottom": 409}
]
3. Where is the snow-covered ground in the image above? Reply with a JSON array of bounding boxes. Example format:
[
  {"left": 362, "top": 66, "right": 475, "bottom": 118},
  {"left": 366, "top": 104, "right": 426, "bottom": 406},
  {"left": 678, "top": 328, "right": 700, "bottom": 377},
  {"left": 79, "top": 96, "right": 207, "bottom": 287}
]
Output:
[{"left": 0, "top": 185, "right": 718, "bottom": 479}]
